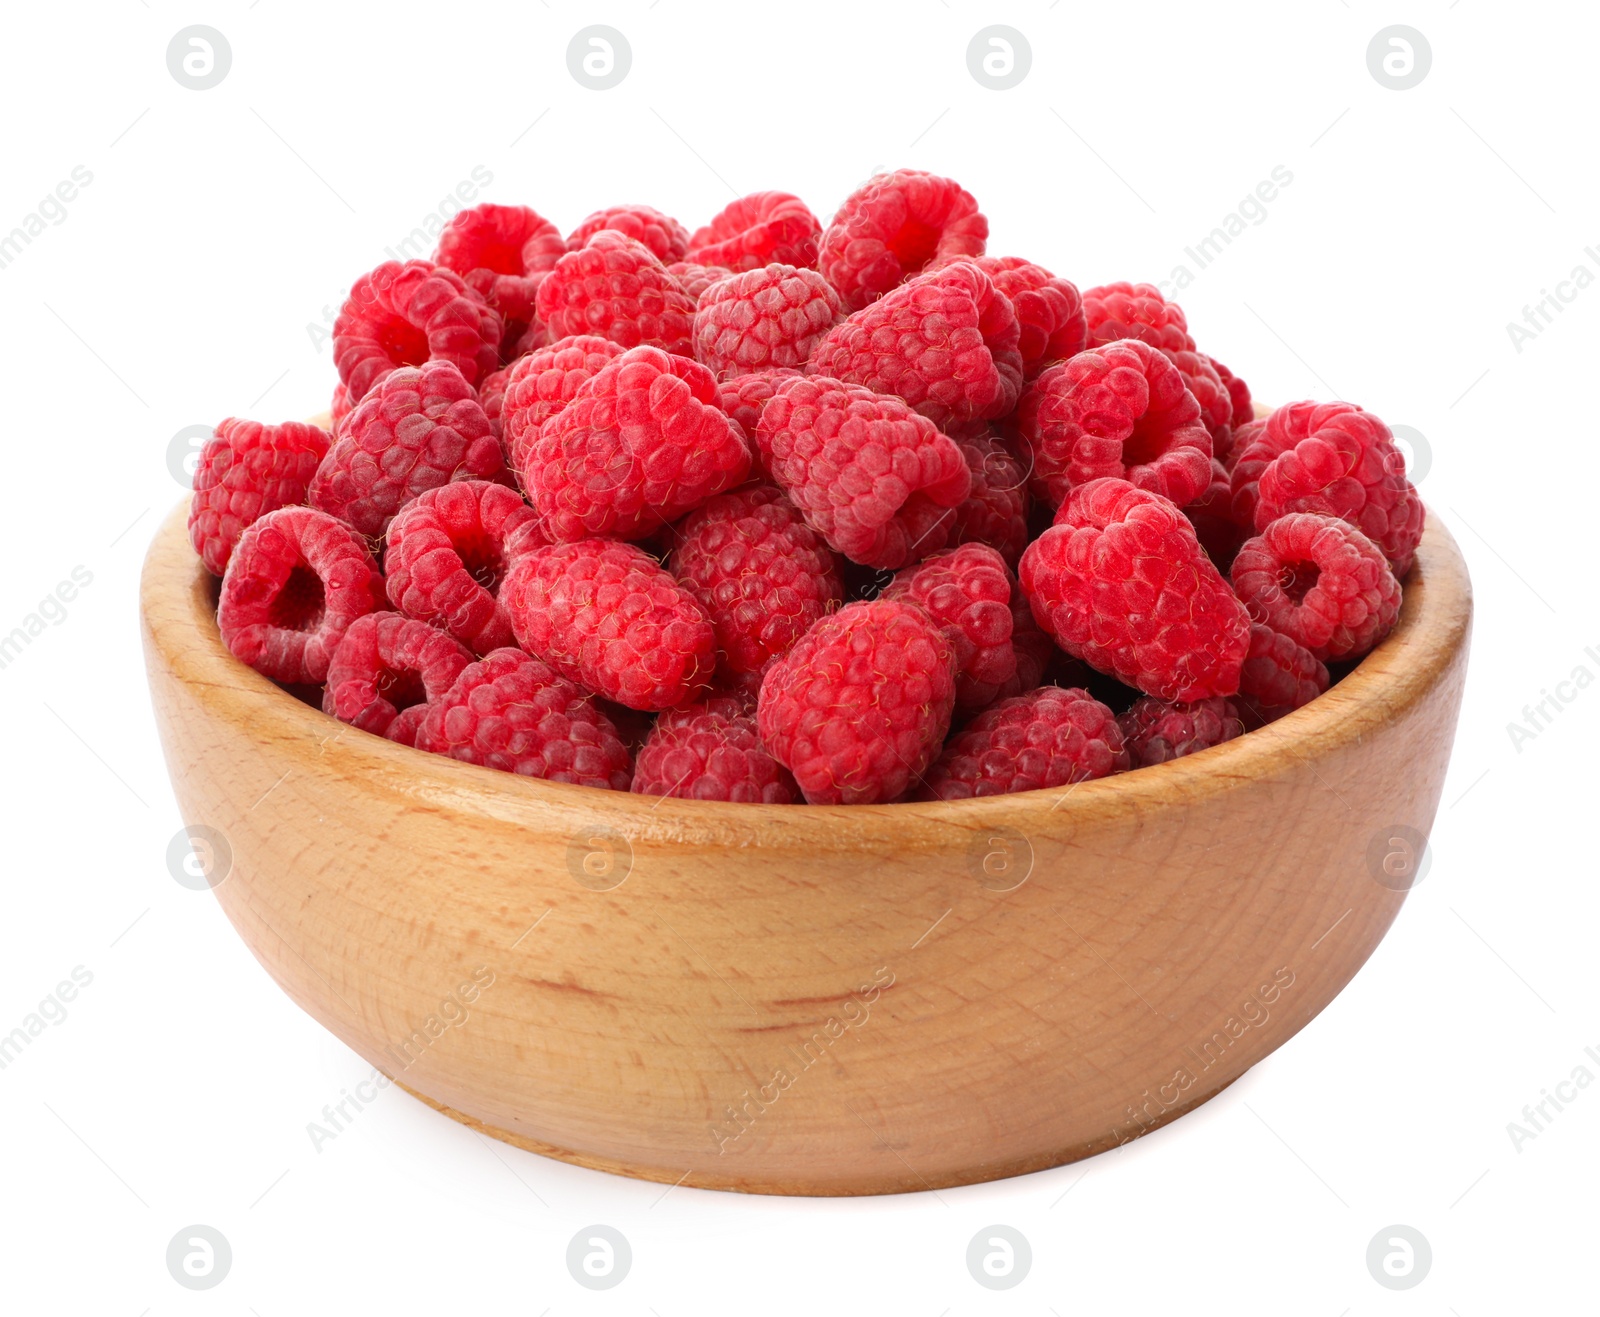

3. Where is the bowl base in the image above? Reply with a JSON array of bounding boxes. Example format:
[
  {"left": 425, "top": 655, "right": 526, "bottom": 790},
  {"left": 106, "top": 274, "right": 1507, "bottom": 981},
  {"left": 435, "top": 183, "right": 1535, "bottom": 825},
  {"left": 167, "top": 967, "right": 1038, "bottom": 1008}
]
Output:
[{"left": 389, "top": 1070, "right": 1245, "bottom": 1197}]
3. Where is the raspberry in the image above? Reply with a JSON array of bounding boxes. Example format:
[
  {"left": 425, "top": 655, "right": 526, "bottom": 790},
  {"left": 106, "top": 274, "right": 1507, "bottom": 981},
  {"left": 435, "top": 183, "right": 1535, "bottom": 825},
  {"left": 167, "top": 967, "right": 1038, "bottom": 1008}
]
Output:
[
  {"left": 1168, "top": 348, "right": 1233, "bottom": 448},
  {"left": 918, "top": 686, "right": 1128, "bottom": 800},
  {"left": 1117, "top": 695, "right": 1242, "bottom": 767},
  {"left": 756, "top": 375, "right": 970, "bottom": 569},
  {"left": 692, "top": 264, "right": 842, "bottom": 378},
  {"left": 632, "top": 696, "right": 799, "bottom": 803},
  {"left": 383, "top": 480, "right": 544, "bottom": 654},
  {"left": 433, "top": 203, "right": 565, "bottom": 353},
  {"left": 1184, "top": 458, "right": 1249, "bottom": 570},
  {"left": 1231, "top": 401, "right": 1423, "bottom": 574},
  {"left": 819, "top": 170, "right": 987, "bottom": 312},
  {"left": 944, "top": 255, "right": 1086, "bottom": 379},
  {"left": 1237, "top": 622, "right": 1329, "bottom": 721},
  {"left": 309, "top": 361, "right": 505, "bottom": 539},
  {"left": 667, "top": 261, "right": 734, "bottom": 303},
  {"left": 1020, "top": 478, "right": 1251, "bottom": 701},
  {"left": 1014, "top": 339, "right": 1213, "bottom": 509},
  {"left": 807, "top": 262, "right": 1023, "bottom": 428},
  {"left": 714, "top": 366, "right": 800, "bottom": 439},
  {"left": 535, "top": 231, "right": 696, "bottom": 355},
  {"left": 946, "top": 429, "right": 1030, "bottom": 566},
  {"left": 881, "top": 543, "right": 1017, "bottom": 709},
  {"left": 499, "top": 334, "right": 627, "bottom": 489},
  {"left": 670, "top": 484, "right": 843, "bottom": 676},
  {"left": 1208, "top": 355, "right": 1254, "bottom": 429},
  {"left": 686, "top": 192, "right": 822, "bottom": 272},
  {"left": 330, "top": 383, "right": 353, "bottom": 429},
  {"left": 1230, "top": 512, "right": 1402, "bottom": 661},
  {"left": 189, "top": 419, "right": 330, "bottom": 576},
  {"left": 218, "top": 506, "right": 386, "bottom": 685},
  {"left": 757, "top": 598, "right": 957, "bottom": 804},
  {"left": 414, "top": 647, "right": 633, "bottom": 787},
  {"left": 502, "top": 539, "right": 716, "bottom": 710},
  {"left": 567, "top": 204, "right": 690, "bottom": 263},
  {"left": 525, "top": 346, "right": 752, "bottom": 542},
  {"left": 333, "top": 260, "right": 501, "bottom": 403},
  {"left": 322, "top": 612, "right": 473, "bottom": 744},
  {"left": 1082, "top": 280, "right": 1195, "bottom": 354}
]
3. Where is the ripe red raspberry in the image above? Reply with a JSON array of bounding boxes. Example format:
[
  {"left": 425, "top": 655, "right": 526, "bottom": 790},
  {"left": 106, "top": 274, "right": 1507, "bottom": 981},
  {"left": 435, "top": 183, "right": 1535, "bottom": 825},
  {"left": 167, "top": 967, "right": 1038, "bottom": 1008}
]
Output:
[
  {"left": 1014, "top": 339, "right": 1213, "bottom": 509},
  {"left": 756, "top": 375, "right": 970, "bottom": 569},
  {"left": 1168, "top": 348, "right": 1233, "bottom": 449},
  {"left": 414, "top": 647, "right": 633, "bottom": 787},
  {"left": 943, "top": 255, "right": 1086, "bottom": 380},
  {"left": 535, "top": 231, "right": 696, "bottom": 355},
  {"left": 1231, "top": 512, "right": 1402, "bottom": 661},
  {"left": 499, "top": 334, "right": 627, "bottom": 488},
  {"left": 383, "top": 480, "right": 544, "bottom": 654},
  {"left": 686, "top": 192, "right": 822, "bottom": 272},
  {"left": 322, "top": 611, "right": 474, "bottom": 744},
  {"left": 807, "top": 262, "right": 1023, "bottom": 428},
  {"left": 1082, "top": 281, "right": 1195, "bottom": 354},
  {"left": 1231, "top": 401, "right": 1423, "bottom": 574},
  {"left": 567, "top": 204, "right": 690, "bottom": 263},
  {"left": 189, "top": 419, "right": 330, "bottom": 576},
  {"left": 1237, "top": 622, "right": 1329, "bottom": 722},
  {"left": 330, "top": 383, "right": 353, "bottom": 429},
  {"left": 881, "top": 543, "right": 1017, "bottom": 709},
  {"left": 502, "top": 539, "right": 716, "bottom": 711},
  {"left": 757, "top": 598, "right": 957, "bottom": 804},
  {"left": 692, "top": 264, "right": 842, "bottom": 378},
  {"left": 632, "top": 696, "right": 799, "bottom": 803},
  {"left": 666, "top": 261, "right": 734, "bottom": 303},
  {"left": 433, "top": 203, "right": 565, "bottom": 353},
  {"left": 525, "top": 346, "right": 751, "bottom": 541},
  {"left": 714, "top": 367, "right": 800, "bottom": 440},
  {"left": 218, "top": 506, "right": 386, "bottom": 685},
  {"left": 947, "top": 429, "right": 1029, "bottom": 566},
  {"left": 819, "top": 170, "right": 987, "bottom": 312},
  {"left": 670, "top": 484, "right": 843, "bottom": 677},
  {"left": 333, "top": 260, "right": 501, "bottom": 403},
  {"left": 1208, "top": 355, "right": 1254, "bottom": 428},
  {"left": 1117, "top": 695, "right": 1243, "bottom": 768},
  {"left": 1183, "top": 458, "right": 1249, "bottom": 570},
  {"left": 1020, "top": 478, "right": 1251, "bottom": 701},
  {"left": 309, "top": 361, "right": 505, "bottom": 539},
  {"left": 918, "top": 686, "right": 1128, "bottom": 800}
]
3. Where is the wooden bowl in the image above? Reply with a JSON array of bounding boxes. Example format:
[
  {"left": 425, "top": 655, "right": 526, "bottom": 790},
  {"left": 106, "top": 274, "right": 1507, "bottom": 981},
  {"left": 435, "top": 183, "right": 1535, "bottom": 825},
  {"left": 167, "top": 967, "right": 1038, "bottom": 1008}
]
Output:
[{"left": 140, "top": 497, "right": 1471, "bottom": 1195}]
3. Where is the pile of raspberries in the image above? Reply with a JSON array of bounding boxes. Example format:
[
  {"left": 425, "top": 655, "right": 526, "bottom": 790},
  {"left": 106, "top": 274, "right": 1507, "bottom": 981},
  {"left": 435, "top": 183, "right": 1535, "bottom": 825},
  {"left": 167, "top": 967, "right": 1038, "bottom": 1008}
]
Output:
[{"left": 190, "top": 170, "right": 1422, "bottom": 805}]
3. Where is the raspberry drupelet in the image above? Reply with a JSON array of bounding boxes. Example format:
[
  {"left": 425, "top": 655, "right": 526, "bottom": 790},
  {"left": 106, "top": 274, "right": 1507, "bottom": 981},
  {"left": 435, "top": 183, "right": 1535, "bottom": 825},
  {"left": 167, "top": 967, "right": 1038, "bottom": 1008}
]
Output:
[{"left": 692, "top": 264, "right": 842, "bottom": 378}]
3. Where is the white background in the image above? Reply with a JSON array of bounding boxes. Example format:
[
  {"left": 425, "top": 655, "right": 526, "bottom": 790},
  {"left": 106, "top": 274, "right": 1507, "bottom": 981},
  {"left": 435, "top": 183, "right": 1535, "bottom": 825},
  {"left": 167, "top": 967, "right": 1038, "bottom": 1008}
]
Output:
[{"left": 1, "top": 1, "right": 1595, "bottom": 1311}]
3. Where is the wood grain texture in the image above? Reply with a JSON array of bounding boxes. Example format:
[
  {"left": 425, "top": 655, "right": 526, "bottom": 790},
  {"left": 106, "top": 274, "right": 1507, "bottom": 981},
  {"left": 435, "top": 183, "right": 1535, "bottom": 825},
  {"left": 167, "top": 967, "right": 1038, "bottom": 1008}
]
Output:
[{"left": 139, "top": 496, "right": 1472, "bottom": 1195}]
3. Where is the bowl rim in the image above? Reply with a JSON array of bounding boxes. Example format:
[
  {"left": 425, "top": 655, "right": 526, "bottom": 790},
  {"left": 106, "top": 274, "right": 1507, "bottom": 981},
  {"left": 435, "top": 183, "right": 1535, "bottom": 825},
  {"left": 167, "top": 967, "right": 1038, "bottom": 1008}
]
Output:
[{"left": 141, "top": 494, "right": 1471, "bottom": 836}]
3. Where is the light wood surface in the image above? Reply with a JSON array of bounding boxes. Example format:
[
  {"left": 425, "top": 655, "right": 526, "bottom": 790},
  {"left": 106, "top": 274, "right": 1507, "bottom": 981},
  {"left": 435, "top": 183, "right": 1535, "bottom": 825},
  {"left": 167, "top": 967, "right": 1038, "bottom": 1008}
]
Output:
[{"left": 139, "top": 495, "right": 1472, "bottom": 1195}]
